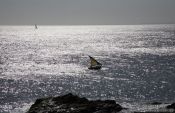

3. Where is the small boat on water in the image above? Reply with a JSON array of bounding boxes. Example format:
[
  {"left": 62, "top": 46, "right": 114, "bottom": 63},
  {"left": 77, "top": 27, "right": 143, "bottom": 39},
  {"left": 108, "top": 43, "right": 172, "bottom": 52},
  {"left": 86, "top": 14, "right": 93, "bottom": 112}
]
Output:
[
  {"left": 88, "top": 56, "right": 102, "bottom": 70},
  {"left": 35, "top": 24, "right": 38, "bottom": 29}
]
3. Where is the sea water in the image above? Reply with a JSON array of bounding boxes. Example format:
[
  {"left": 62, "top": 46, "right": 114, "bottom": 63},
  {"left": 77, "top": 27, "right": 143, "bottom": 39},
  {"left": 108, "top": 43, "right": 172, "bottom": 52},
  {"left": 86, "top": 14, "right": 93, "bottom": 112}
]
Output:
[{"left": 0, "top": 25, "right": 175, "bottom": 113}]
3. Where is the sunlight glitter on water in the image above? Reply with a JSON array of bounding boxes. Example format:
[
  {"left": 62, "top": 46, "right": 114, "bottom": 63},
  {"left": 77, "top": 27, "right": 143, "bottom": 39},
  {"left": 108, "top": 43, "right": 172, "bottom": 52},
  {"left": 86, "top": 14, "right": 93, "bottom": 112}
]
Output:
[{"left": 1, "top": 25, "right": 175, "bottom": 113}]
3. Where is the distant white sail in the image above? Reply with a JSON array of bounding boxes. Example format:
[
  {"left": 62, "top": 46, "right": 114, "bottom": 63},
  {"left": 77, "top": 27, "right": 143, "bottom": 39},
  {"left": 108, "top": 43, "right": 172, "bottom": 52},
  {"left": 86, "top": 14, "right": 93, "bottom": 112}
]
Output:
[
  {"left": 88, "top": 56, "right": 102, "bottom": 70},
  {"left": 35, "top": 24, "right": 38, "bottom": 29}
]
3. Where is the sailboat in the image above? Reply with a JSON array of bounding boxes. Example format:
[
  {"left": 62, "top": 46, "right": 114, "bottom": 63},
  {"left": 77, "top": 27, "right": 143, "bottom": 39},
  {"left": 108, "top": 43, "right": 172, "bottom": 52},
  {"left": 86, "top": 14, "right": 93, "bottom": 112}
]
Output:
[
  {"left": 35, "top": 24, "right": 38, "bottom": 29},
  {"left": 88, "top": 56, "right": 102, "bottom": 70}
]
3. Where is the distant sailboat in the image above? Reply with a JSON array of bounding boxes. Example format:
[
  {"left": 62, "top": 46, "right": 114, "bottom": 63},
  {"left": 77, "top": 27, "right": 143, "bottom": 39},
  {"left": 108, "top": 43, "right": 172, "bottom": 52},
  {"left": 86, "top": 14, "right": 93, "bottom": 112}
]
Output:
[
  {"left": 35, "top": 24, "right": 38, "bottom": 29},
  {"left": 88, "top": 56, "right": 102, "bottom": 70}
]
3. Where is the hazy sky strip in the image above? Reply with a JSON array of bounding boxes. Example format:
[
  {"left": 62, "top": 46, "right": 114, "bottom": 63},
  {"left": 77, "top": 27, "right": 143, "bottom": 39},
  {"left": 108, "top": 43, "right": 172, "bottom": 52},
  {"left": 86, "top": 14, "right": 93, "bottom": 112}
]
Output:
[{"left": 0, "top": 0, "right": 175, "bottom": 25}]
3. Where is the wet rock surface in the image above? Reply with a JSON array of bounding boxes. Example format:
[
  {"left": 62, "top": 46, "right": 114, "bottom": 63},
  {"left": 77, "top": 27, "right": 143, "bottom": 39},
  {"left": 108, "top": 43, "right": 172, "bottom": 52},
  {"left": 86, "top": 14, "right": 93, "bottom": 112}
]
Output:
[{"left": 27, "top": 93, "right": 123, "bottom": 113}]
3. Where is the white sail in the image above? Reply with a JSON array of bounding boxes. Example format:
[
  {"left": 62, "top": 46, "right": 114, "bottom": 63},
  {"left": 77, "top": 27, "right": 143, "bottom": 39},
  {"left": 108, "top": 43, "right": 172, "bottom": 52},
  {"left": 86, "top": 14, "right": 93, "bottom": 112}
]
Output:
[{"left": 35, "top": 24, "right": 38, "bottom": 29}]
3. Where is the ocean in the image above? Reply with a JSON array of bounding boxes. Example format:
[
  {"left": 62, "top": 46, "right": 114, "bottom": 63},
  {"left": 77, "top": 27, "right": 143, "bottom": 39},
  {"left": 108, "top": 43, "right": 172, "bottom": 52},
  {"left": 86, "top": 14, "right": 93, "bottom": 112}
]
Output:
[{"left": 0, "top": 25, "right": 175, "bottom": 113}]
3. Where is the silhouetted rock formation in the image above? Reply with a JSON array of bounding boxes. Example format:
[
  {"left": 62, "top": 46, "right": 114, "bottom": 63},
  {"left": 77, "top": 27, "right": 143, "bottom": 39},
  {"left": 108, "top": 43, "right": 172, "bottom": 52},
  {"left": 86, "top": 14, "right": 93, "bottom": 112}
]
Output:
[
  {"left": 166, "top": 103, "right": 175, "bottom": 110},
  {"left": 150, "top": 102, "right": 162, "bottom": 105},
  {"left": 27, "top": 93, "right": 123, "bottom": 113}
]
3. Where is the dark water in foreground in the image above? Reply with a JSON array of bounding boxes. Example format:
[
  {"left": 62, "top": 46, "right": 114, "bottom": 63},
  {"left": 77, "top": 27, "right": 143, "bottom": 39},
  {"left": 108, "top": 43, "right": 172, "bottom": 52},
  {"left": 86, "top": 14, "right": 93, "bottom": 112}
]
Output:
[{"left": 0, "top": 25, "right": 175, "bottom": 113}]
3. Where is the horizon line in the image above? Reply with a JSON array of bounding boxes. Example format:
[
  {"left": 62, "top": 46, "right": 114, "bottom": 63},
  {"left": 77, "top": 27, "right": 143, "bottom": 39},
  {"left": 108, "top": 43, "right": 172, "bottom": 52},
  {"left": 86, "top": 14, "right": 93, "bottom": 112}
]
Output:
[{"left": 0, "top": 23, "right": 175, "bottom": 26}]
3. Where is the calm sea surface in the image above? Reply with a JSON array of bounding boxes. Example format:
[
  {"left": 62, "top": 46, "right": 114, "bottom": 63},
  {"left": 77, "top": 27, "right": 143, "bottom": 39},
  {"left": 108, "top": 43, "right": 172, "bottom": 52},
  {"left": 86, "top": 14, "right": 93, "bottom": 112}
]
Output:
[{"left": 0, "top": 25, "right": 175, "bottom": 113}]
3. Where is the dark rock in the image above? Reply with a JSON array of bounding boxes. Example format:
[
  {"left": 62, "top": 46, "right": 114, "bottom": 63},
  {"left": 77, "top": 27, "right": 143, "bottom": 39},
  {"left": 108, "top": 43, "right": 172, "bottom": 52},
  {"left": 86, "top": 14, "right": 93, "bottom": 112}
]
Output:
[
  {"left": 27, "top": 93, "right": 123, "bottom": 113},
  {"left": 52, "top": 93, "right": 89, "bottom": 104},
  {"left": 166, "top": 103, "right": 175, "bottom": 109},
  {"left": 150, "top": 102, "right": 162, "bottom": 105}
]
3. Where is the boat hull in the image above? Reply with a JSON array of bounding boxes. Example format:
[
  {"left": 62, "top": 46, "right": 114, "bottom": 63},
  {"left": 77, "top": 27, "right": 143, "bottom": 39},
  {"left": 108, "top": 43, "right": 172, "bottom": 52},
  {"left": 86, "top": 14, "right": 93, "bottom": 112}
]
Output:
[{"left": 88, "top": 65, "right": 102, "bottom": 70}]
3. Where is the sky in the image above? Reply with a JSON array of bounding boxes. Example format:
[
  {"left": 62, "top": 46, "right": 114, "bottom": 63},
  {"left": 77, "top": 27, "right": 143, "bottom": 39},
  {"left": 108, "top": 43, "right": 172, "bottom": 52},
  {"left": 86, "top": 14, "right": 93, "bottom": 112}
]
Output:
[{"left": 0, "top": 0, "right": 175, "bottom": 25}]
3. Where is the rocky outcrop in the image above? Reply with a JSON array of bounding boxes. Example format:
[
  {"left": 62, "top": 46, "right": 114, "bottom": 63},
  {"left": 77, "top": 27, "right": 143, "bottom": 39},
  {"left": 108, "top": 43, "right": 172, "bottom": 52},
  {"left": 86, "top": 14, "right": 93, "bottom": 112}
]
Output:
[
  {"left": 27, "top": 93, "right": 123, "bottom": 113},
  {"left": 150, "top": 102, "right": 162, "bottom": 105},
  {"left": 166, "top": 103, "right": 175, "bottom": 110}
]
